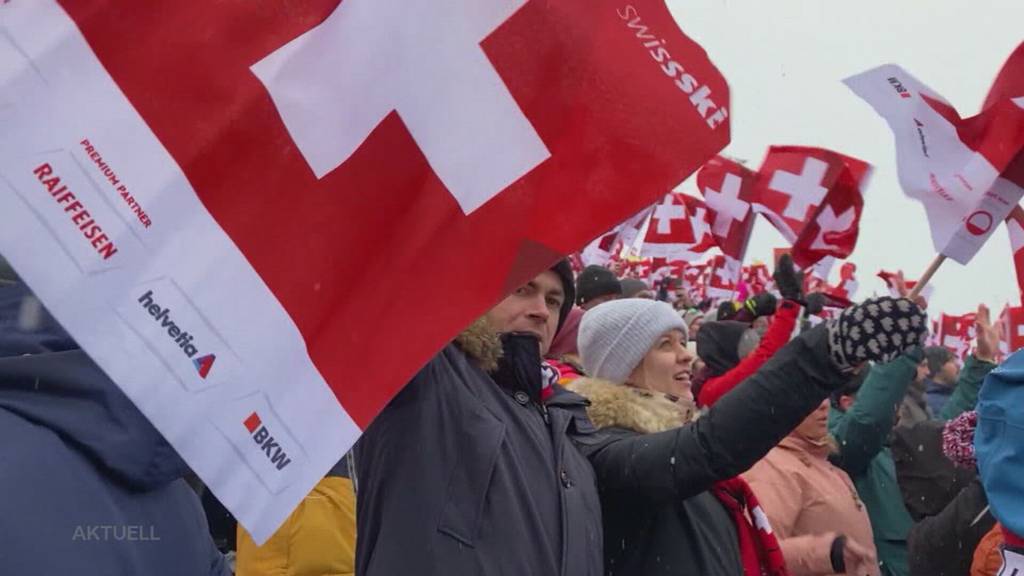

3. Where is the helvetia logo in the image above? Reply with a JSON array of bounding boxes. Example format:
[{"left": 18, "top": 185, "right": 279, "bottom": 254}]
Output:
[
  {"left": 138, "top": 290, "right": 215, "bottom": 378},
  {"left": 193, "top": 354, "right": 216, "bottom": 379},
  {"left": 243, "top": 412, "right": 293, "bottom": 471}
]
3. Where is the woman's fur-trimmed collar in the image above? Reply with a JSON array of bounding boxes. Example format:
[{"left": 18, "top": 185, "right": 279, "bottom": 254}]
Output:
[{"left": 566, "top": 377, "right": 698, "bottom": 434}]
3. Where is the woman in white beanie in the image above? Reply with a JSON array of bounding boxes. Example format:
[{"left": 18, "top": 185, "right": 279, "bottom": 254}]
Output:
[{"left": 568, "top": 296, "right": 928, "bottom": 576}]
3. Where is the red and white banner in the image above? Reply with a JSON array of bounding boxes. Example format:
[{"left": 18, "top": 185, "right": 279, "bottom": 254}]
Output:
[
  {"left": 790, "top": 158, "right": 872, "bottom": 269},
  {"left": 1006, "top": 205, "right": 1024, "bottom": 306},
  {"left": 640, "top": 193, "right": 717, "bottom": 261},
  {"left": 1000, "top": 305, "right": 1024, "bottom": 356},
  {"left": 706, "top": 254, "right": 742, "bottom": 299},
  {"left": 844, "top": 57, "right": 1024, "bottom": 265},
  {"left": 697, "top": 156, "right": 757, "bottom": 261},
  {"left": 0, "top": 0, "right": 729, "bottom": 541},
  {"left": 753, "top": 146, "right": 871, "bottom": 254},
  {"left": 937, "top": 312, "right": 977, "bottom": 360},
  {"left": 581, "top": 205, "right": 654, "bottom": 267},
  {"left": 829, "top": 262, "right": 860, "bottom": 301}
]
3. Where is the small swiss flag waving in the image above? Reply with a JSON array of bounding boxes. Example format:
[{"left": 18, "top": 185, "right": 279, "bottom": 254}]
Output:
[{"left": 752, "top": 146, "right": 872, "bottom": 268}]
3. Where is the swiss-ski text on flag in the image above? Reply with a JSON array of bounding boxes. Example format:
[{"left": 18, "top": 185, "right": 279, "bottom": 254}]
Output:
[{"left": 0, "top": 0, "right": 730, "bottom": 541}]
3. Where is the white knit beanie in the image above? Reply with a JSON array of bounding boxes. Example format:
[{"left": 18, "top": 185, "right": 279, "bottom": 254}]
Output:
[{"left": 577, "top": 299, "right": 687, "bottom": 384}]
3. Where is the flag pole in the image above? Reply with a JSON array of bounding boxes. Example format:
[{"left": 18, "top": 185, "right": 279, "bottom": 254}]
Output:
[{"left": 908, "top": 254, "right": 947, "bottom": 300}]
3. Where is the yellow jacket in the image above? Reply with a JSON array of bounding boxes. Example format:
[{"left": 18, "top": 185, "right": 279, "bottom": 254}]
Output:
[{"left": 236, "top": 476, "right": 356, "bottom": 576}]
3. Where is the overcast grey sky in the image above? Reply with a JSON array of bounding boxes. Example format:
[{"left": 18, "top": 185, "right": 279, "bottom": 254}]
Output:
[{"left": 667, "top": 0, "right": 1023, "bottom": 316}]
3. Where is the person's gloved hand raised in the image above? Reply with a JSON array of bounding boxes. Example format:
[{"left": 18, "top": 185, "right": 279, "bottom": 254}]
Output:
[
  {"left": 827, "top": 296, "right": 927, "bottom": 373},
  {"left": 773, "top": 254, "right": 804, "bottom": 302}
]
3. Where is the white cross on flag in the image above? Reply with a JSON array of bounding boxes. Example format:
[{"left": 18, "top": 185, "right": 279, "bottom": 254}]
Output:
[
  {"left": 844, "top": 44, "right": 1024, "bottom": 265},
  {"left": 790, "top": 156, "right": 872, "bottom": 269},
  {"left": 0, "top": 0, "right": 730, "bottom": 541},
  {"left": 706, "top": 254, "right": 742, "bottom": 299},
  {"left": 640, "top": 193, "right": 717, "bottom": 261},
  {"left": 697, "top": 156, "right": 757, "bottom": 261},
  {"left": 752, "top": 146, "right": 872, "bottom": 268}
]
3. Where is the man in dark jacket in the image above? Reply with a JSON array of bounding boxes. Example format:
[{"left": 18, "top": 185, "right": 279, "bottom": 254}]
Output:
[
  {"left": 353, "top": 261, "right": 606, "bottom": 576},
  {"left": 0, "top": 282, "right": 229, "bottom": 576},
  {"left": 891, "top": 420, "right": 994, "bottom": 576}
]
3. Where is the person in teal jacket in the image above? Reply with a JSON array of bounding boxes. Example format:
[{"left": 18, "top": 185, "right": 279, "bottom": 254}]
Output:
[{"left": 828, "top": 305, "right": 999, "bottom": 576}]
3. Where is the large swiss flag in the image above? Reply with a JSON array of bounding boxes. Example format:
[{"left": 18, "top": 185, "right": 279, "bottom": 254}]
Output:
[{"left": 0, "top": 0, "right": 730, "bottom": 540}]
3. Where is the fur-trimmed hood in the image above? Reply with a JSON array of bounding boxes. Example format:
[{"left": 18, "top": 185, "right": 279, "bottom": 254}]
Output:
[
  {"left": 454, "top": 317, "right": 504, "bottom": 372},
  {"left": 567, "top": 377, "right": 698, "bottom": 434}
]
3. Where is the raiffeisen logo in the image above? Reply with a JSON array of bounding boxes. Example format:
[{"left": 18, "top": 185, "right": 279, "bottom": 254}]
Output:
[
  {"left": 243, "top": 412, "right": 293, "bottom": 471},
  {"left": 138, "top": 290, "right": 216, "bottom": 378}
]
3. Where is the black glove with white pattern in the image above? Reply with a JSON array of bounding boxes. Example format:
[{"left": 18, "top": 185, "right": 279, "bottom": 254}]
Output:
[{"left": 827, "top": 297, "right": 927, "bottom": 373}]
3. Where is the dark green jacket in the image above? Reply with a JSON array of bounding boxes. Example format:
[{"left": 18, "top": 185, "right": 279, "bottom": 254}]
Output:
[{"left": 828, "top": 351, "right": 995, "bottom": 576}]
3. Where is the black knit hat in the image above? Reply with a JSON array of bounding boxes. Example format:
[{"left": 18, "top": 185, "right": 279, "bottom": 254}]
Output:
[
  {"left": 575, "top": 265, "right": 622, "bottom": 306},
  {"left": 549, "top": 259, "right": 576, "bottom": 334},
  {"left": 695, "top": 320, "right": 749, "bottom": 377}
]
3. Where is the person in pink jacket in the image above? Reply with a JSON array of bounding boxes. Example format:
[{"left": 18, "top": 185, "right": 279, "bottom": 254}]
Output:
[{"left": 744, "top": 396, "right": 880, "bottom": 576}]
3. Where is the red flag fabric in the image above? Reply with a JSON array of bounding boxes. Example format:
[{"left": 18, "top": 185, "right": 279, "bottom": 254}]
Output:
[
  {"left": 640, "top": 193, "right": 717, "bottom": 261},
  {"left": 937, "top": 313, "right": 977, "bottom": 360},
  {"left": 790, "top": 157, "right": 872, "bottom": 268},
  {"left": 753, "top": 146, "right": 871, "bottom": 255},
  {"left": 1000, "top": 305, "right": 1024, "bottom": 355},
  {"left": 0, "top": 0, "right": 730, "bottom": 541},
  {"left": 706, "top": 254, "right": 742, "bottom": 299},
  {"left": 1006, "top": 206, "right": 1024, "bottom": 305},
  {"left": 697, "top": 156, "right": 758, "bottom": 260},
  {"left": 827, "top": 262, "right": 860, "bottom": 301}
]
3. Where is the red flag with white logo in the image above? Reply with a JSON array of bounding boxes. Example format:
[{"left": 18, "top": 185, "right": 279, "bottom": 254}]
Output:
[
  {"left": 0, "top": 0, "right": 730, "bottom": 540},
  {"left": 697, "top": 156, "right": 757, "bottom": 261},
  {"left": 640, "top": 193, "right": 717, "bottom": 261},
  {"left": 844, "top": 49, "right": 1024, "bottom": 264},
  {"left": 753, "top": 146, "right": 872, "bottom": 260}
]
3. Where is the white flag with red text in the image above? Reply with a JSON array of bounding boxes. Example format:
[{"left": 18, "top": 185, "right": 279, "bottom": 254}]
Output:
[
  {"left": 844, "top": 53, "right": 1024, "bottom": 264},
  {"left": 0, "top": 0, "right": 730, "bottom": 541}
]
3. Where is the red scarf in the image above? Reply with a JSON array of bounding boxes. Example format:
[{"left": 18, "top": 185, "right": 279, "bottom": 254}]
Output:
[{"left": 711, "top": 477, "right": 789, "bottom": 576}]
